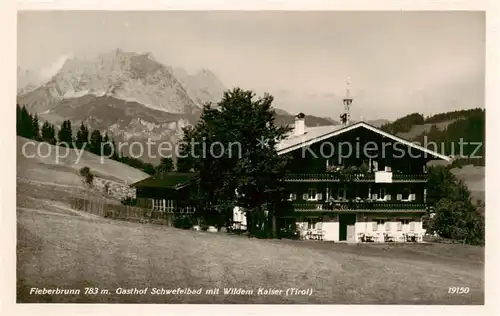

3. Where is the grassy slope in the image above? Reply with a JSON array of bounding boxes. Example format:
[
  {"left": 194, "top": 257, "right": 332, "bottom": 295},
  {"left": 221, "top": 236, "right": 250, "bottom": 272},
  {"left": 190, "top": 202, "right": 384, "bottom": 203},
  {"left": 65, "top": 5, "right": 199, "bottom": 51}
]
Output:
[
  {"left": 396, "top": 120, "right": 458, "bottom": 140},
  {"left": 16, "top": 136, "right": 484, "bottom": 305},
  {"left": 17, "top": 136, "right": 149, "bottom": 186},
  {"left": 17, "top": 135, "right": 149, "bottom": 211},
  {"left": 392, "top": 118, "right": 485, "bottom": 203},
  {"left": 17, "top": 208, "right": 483, "bottom": 304}
]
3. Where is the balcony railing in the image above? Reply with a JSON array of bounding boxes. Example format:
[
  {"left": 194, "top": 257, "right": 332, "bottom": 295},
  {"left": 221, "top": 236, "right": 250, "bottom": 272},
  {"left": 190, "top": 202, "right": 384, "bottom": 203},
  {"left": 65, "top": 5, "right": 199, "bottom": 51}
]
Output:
[
  {"left": 292, "top": 201, "right": 427, "bottom": 212},
  {"left": 284, "top": 173, "right": 427, "bottom": 182},
  {"left": 392, "top": 173, "right": 427, "bottom": 181},
  {"left": 284, "top": 173, "right": 374, "bottom": 182}
]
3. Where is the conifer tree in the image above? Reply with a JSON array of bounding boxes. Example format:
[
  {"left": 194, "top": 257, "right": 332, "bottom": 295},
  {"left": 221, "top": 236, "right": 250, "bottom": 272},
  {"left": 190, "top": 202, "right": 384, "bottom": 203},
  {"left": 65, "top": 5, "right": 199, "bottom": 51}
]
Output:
[
  {"left": 31, "top": 114, "right": 41, "bottom": 141},
  {"left": 57, "top": 120, "right": 73, "bottom": 146},
  {"left": 75, "top": 122, "right": 90, "bottom": 149},
  {"left": 89, "top": 129, "right": 103, "bottom": 155}
]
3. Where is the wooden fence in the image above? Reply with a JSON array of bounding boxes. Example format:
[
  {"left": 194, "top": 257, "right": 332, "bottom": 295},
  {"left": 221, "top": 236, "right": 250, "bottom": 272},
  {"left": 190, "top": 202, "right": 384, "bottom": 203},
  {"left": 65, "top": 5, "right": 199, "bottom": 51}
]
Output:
[{"left": 70, "top": 197, "right": 192, "bottom": 226}]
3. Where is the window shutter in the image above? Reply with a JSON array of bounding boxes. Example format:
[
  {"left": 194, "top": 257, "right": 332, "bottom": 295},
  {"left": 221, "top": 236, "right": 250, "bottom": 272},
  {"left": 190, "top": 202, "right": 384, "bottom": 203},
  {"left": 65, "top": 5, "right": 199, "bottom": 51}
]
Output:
[
  {"left": 302, "top": 193, "right": 308, "bottom": 200},
  {"left": 317, "top": 193, "right": 323, "bottom": 200},
  {"left": 372, "top": 221, "right": 377, "bottom": 231},
  {"left": 397, "top": 222, "right": 402, "bottom": 231},
  {"left": 385, "top": 222, "right": 391, "bottom": 231},
  {"left": 396, "top": 194, "right": 402, "bottom": 201},
  {"left": 410, "top": 222, "right": 415, "bottom": 231}
]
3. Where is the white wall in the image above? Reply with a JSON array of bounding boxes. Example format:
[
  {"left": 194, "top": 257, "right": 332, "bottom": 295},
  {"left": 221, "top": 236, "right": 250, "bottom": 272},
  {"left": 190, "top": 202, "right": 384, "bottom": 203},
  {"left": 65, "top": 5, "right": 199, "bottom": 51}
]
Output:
[
  {"left": 323, "top": 220, "right": 339, "bottom": 241},
  {"left": 293, "top": 212, "right": 423, "bottom": 242}
]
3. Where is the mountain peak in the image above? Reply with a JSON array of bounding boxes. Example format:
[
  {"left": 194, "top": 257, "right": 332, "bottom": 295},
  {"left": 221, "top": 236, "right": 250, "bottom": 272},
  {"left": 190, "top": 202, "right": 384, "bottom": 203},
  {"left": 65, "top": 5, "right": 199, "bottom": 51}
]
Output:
[{"left": 19, "top": 49, "right": 200, "bottom": 114}]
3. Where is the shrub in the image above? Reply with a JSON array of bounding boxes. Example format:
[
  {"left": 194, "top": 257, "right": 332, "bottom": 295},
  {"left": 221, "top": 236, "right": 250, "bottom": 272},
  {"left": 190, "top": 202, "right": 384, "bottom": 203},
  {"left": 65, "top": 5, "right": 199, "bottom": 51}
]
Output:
[
  {"left": 79, "top": 166, "right": 94, "bottom": 187},
  {"left": 426, "top": 166, "right": 485, "bottom": 245},
  {"left": 121, "top": 196, "right": 137, "bottom": 206},
  {"left": 173, "top": 215, "right": 194, "bottom": 230}
]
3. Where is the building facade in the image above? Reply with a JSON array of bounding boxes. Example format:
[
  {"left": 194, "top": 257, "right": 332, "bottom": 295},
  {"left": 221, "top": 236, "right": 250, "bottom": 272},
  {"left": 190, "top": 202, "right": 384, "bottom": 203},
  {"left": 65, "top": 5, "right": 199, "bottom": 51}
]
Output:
[
  {"left": 275, "top": 115, "right": 451, "bottom": 243},
  {"left": 131, "top": 173, "right": 199, "bottom": 214}
]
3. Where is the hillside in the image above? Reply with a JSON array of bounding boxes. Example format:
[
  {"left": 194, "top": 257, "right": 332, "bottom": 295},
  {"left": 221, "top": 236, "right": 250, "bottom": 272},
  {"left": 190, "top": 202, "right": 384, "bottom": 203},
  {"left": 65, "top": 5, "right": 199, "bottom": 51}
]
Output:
[
  {"left": 17, "top": 136, "right": 149, "bottom": 186},
  {"left": 274, "top": 113, "right": 336, "bottom": 127},
  {"left": 381, "top": 109, "right": 485, "bottom": 202},
  {"left": 381, "top": 109, "right": 485, "bottom": 164}
]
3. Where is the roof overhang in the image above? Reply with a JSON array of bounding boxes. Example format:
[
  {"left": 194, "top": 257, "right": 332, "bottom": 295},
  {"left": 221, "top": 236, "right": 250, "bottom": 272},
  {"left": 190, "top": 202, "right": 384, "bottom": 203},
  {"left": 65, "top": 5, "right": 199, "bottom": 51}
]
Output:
[{"left": 277, "top": 121, "right": 452, "bottom": 161}]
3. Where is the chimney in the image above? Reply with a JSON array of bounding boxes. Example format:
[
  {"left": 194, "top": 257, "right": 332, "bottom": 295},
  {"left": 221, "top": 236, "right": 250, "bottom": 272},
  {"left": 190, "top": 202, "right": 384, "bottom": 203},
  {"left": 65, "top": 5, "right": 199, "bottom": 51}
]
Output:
[{"left": 294, "top": 112, "right": 306, "bottom": 136}]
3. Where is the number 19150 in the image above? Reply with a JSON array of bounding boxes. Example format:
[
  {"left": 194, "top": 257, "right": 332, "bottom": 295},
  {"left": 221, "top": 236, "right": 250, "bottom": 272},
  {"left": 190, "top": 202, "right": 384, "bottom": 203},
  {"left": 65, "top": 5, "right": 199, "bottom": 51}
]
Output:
[{"left": 448, "top": 287, "right": 470, "bottom": 294}]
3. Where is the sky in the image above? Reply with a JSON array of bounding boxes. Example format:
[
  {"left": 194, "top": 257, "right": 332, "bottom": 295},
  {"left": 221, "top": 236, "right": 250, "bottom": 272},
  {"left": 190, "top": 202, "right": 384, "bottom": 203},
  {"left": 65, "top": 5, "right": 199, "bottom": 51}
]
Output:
[{"left": 17, "top": 11, "right": 485, "bottom": 120}]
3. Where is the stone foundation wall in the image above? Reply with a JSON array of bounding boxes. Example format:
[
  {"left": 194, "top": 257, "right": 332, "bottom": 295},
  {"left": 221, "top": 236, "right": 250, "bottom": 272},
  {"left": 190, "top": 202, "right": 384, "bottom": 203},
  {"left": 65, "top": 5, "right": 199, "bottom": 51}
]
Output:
[{"left": 93, "top": 177, "right": 136, "bottom": 201}]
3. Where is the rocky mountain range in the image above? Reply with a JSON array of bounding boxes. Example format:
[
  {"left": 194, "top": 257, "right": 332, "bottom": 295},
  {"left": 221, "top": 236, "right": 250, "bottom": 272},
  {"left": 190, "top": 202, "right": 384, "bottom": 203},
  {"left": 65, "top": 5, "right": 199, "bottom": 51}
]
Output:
[{"left": 17, "top": 49, "right": 382, "bottom": 162}]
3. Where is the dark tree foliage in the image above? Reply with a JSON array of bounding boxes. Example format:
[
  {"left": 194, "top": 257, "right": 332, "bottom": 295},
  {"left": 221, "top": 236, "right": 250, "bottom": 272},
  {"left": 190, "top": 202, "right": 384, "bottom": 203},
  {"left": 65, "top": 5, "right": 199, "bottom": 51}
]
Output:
[
  {"left": 79, "top": 166, "right": 94, "bottom": 187},
  {"left": 425, "top": 165, "right": 484, "bottom": 245},
  {"left": 41, "top": 122, "right": 57, "bottom": 145},
  {"left": 380, "top": 113, "right": 424, "bottom": 134},
  {"left": 424, "top": 108, "right": 484, "bottom": 124},
  {"left": 57, "top": 120, "right": 73, "bottom": 147},
  {"left": 31, "top": 114, "right": 41, "bottom": 141},
  {"left": 16, "top": 105, "right": 159, "bottom": 173},
  {"left": 413, "top": 109, "right": 485, "bottom": 166},
  {"left": 156, "top": 157, "right": 175, "bottom": 174},
  {"left": 121, "top": 196, "right": 137, "bottom": 206},
  {"left": 382, "top": 109, "right": 485, "bottom": 166},
  {"left": 89, "top": 130, "right": 103, "bottom": 155},
  {"left": 102, "top": 132, "right": 114, "bottom": 157},
  {"left": 178, "top": 88, "right": 292, "bottom": 236},
  {"left": 176, "top": 126, "right": 197, "bottom": 173},
  {"left": 75, "top": 122, "right": 90, "bottom": 149},
  {"left": 17, "top": 104, "right": 39, "bottom": 139}
]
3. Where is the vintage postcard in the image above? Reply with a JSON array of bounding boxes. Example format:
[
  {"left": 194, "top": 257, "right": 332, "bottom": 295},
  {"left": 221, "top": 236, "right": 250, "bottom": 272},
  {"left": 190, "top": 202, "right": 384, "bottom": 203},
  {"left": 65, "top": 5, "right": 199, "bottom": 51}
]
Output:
[{"left": 2, "top": 0, "right": 498, "bottom": 315}]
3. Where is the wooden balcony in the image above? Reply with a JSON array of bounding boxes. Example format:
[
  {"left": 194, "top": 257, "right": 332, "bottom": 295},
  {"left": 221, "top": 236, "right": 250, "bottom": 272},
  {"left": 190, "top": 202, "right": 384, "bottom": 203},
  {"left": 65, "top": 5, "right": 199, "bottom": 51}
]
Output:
[
  {"left": 392, "top": 173, "right": 427, "bottom": 182},
  {"left": 284, "top": 173, "right": 427, "bottom": 183},
  {"left": 284, "top": 173, "right": 373, "bottom": 182},
  {"left": 292, "top": 201, "right": 427, "bottom": 212}
]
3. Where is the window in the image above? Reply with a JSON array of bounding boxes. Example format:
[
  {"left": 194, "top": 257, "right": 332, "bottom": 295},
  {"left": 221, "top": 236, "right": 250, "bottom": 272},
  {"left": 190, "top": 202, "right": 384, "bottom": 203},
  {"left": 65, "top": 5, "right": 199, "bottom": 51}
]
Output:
[
  {"left": 308, "top": 188, "right": 317, "bottom": 201},
  {"left": 337, "top": 188, "right": 345, "bottom": 199},
  {"left": 307, "top": 218, "right": 318, "bottom": 229},
  {"left": 385, "top": 222, "right": 391, "bottom": 231},
  {"left": 288, "top": 193, "right": 297, "bottom": 201},
  {"left": 401, "top": 188, "right": 411, "bottom": 201},
  {"left": 373, "top": 219, "right": 385, "bottom": 231},
  {"left": 379, "top": 188, "right": 386, "bottom": 199},
  {"left": 400, "top": 219, "right": 410, "bottom": 231}
]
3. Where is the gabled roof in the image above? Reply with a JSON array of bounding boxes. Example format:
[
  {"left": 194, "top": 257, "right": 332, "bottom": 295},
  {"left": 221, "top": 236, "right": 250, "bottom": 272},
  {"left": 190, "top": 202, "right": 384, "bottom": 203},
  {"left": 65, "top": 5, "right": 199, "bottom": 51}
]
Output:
[
  {"left": 276, "top": 121, "right": 451, "bottom": 161},
  {"left": 130, "top": 172, "right": 199, "bottom": 189}
]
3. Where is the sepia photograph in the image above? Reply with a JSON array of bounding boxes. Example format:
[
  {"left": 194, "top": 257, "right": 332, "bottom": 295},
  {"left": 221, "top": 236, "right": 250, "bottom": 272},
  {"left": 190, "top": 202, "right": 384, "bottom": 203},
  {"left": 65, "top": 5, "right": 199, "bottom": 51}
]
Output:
[{"left": 13, "top": 8, "right": 487, "bottom": 307}]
